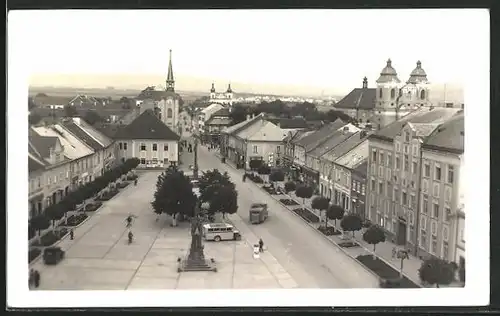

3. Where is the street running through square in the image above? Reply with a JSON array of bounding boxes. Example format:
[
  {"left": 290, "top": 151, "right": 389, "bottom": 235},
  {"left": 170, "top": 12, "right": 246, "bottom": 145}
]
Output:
[{"left": 29, "top": 170, "right": 298, "bottom": 290}]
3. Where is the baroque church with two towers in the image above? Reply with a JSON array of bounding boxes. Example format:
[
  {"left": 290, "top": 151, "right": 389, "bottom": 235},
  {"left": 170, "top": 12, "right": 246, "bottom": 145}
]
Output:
[{"left": 333, "top": 59, "right": 431, "bottom": 129}]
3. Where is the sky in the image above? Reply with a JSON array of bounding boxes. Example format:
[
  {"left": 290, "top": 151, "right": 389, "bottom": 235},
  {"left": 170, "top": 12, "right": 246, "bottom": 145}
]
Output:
[{"left": 12, "top": 9, "right": 485, "bottom": 96}]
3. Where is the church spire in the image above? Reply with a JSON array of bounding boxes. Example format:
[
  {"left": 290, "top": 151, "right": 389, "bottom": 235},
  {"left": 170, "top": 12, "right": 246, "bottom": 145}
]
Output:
[{"left": 166, "top": 49, "right": 175, "bottom": 92}]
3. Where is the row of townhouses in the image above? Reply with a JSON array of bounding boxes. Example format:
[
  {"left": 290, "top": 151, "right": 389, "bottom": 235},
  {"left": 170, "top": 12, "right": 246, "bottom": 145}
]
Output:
[
  {"left": 28, "top": 118, "right": 116, "bottom": 219},
  {"left": 223, "top": 106, "right": 464, "bottom": 272}
]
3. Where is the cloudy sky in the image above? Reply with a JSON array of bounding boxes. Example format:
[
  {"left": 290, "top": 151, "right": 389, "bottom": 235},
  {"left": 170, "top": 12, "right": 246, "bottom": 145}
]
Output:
[{"left": 11, "top": 9, "right": 487, "bottom": 95}]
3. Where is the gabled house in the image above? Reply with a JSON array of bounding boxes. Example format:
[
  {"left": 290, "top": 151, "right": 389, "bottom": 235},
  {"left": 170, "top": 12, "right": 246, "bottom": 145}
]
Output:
[
  {"left": 114, "top": 109, "right": 180, "bottom": 168},
  {"left": 333, "top": 77, "right": 376, "bottom": 122}
]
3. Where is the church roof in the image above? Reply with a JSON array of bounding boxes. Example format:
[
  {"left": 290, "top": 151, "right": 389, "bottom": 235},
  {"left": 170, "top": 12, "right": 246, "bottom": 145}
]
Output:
[
  {"left": 334, "top": 88, "right": 376, "bottom": 110},
  {"left": 114, "top": 110, "right": 180, "bottom": 141},
  {"left": 376, "top": 59, "right": 401, "bottom": 84}
]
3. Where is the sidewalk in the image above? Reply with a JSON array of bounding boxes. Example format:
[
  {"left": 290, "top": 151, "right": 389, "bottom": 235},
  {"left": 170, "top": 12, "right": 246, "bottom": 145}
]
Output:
[{"left": 212, "top": 149, "right": 461, "bottom": 288}]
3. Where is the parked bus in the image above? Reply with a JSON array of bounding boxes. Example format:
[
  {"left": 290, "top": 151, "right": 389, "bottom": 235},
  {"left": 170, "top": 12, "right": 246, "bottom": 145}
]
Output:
[{"left": 203, "top": 222, "right": 241, "bottom": 242}]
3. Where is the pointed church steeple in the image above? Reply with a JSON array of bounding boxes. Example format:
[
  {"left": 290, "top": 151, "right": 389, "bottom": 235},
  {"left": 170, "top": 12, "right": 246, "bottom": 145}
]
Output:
[
  {"left": 227, "top": 83, "right": 232, "bottom": 93},
  {"left": 166, "top": 49, "right": 175, "bottom": 92},
  {"left": 211, "top": 82, "right": 216, "bottom": 93}
]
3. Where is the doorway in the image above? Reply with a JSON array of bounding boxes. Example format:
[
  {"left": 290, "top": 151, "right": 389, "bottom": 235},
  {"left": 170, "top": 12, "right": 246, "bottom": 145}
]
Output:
[{"left": 396, "top": 218, "right": 407, "bottom": 245}]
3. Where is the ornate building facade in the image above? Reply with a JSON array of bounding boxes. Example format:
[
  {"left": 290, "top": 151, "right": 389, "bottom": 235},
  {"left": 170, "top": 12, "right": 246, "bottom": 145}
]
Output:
[{"left": 209, "top": 83, "right": 234, "bottom": 106}]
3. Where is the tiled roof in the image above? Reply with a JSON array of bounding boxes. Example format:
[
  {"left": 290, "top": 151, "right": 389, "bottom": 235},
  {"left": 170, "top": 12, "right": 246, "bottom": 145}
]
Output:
[
  {"left": 308, "top": 130, "right": 356, "bottom": 158},
  {"left": 322, "top": 131, "right": 369, "bottom": 162},
  {"left": 32, "top": 125, "right": 95, "bottom": 160},
  {"left": 212, "top": 108, "right": 231, "bottom": 117},
  {"left": 352, "top": 160, "right": 368, "bottom": 177},
  {"left": 94, "top": 124, "right": 125, "bottom": 139},
  {"left": 136, "top": 90, "right": 180, "bottom": 101},
  {"left": 29, "top": 131, "right": 58, "bottom": 159},
  {"left": 408, "top": 122, "right": 440, "bottom": 137},
  {"left": 201, "top": 103, "right": 224, "bottom": 115},
  {"left": 114, "top": 110, "right": 180, "bottom": 141},
  {"left": 71, "top": 118, "right": 113, "bottom": 147},
  {"left": 33, "top": 96, "right": 72, "bottom": 106},
  {"left": 28, "top": 154, "right": 46, "bottom": 173},
  {"left": 246, "top": 122, "right": 289, "bottom": 142},
  {"left": 205, "top": 117, "right": 232, "bottom": 126},
  {"left": 334, "top": 88, "right": 376, "bottom": 110},
  {"left": 423, "top": 111, "right": 464, "bottom": 153},
  {"left": 62, "top": 121, "right": 104, "bottom": 151},
  {"left": 296, "top": 119, "right": 346, "bottom": 149},
  {"left": 268, "top": 117, "right": 309, "bottom": 129},
  {"left": 223, "top": 113, "right": 263, "bottom": 135},
  {"left": 372, "top": 108, "right": 462, "bottom": 141}
]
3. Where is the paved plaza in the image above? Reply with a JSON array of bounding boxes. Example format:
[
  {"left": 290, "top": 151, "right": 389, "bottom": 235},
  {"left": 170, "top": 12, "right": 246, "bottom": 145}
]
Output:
[{"left": 30, "top": 168, "right": 298, "bottom": 290}]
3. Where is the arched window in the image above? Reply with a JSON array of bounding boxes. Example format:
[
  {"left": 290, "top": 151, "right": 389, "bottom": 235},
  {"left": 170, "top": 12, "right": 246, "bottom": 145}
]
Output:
[
  {"left": 379, "top": 89, "right": 383, "bottom": 99},
  {"left": 167, "top": 108, "right": 173, "bottom": 118},
  {"left": 391, "top": 88, "right": 396, "bottom": 99},
  {"left": 420, "top": 90, "right": 426, "bottom": 100},
  {"left": 407, "top": 91, "right": 412, "bottom": 99}
]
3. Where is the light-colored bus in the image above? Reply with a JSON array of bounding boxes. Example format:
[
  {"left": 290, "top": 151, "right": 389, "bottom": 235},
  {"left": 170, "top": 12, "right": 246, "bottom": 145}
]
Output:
[{"left": 203, "top": 222, "right": 241, "bottom": 242}]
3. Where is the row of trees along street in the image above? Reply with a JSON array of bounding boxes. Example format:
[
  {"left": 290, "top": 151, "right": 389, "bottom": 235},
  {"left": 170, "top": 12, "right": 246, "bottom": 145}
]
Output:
[
  {"left": 276, "top": 180, "right": 460, "bottom": 288},
  {"left": 226, "top": 100, "right": 357, "bottom": 125},
  {"left": 151, "top": 167, "right": 238, "bottom": 226}
]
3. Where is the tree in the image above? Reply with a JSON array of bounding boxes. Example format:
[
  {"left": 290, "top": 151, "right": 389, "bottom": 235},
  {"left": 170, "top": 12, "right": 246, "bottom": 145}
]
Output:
[
  {"left": 35, "top": 92, "right": 48, "bottom": 98},
  {"left": 64, "top": 105, "right": 78, "bottom": 117},
  {"left": 199, "top": 169, "right": 234, "bottom": 202},
  {"left": 28, "top": 113, "right": 42, "bottom": 125},
  {"left": 284, "top": 181, "right": 296, "bottom": 193},
  {"left": 311, "top": 196, "right": 329, "bottom": 227},
  {"left": 327, "top": 204, "right": 345, "bottom": 227},
  {"left": 229, "top": 104, "right": 248, "bottom": 125},
  {"left": 340, "top": 213, "right": 362, "bottom": 238},
  {"left": 362, "top": 225, "right": 386, "bottom": 258},
  {"left": 45, "top": 204, "right": 65, "bottom": 232},
  {"left": 418, "top": 258, "right": 456, "bottom": 288},
  {"left": 269, "top": 169, "right": 284, "bottom": 185},
  {"left": 151, "top": 167, "right": 196, "bottom": 226},
  {"left": 120, "top": 96, "right": 130, "bottom": 104},
  {"left": 84, "top": 110, "right": 105, "bottom": 125},
  {"left": 249, "top": 159, "right": 263, "bottom": 172},
  {"left": 207, "top": 183, "right": 238, "bottom": 219},
  {"left": 28, "top": 97, "right": 37, "bottom": 110},
  {"left": 295, "top": 185, "right": 313, "bottom": 204},
  {"left": 30, "top": 214, "right": 50, "bottom": 242}
]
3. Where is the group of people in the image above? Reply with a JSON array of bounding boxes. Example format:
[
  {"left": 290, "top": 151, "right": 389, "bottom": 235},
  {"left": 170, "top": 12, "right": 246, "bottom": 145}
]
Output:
[{"left": 29, "top": 268, "right": 41, "bottom": 289}]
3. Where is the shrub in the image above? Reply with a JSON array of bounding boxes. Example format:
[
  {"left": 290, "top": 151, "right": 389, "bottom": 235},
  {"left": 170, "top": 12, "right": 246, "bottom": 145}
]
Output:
[
  {"left": 356, "top": 255, "right": 419, "bottom": 288},
  {"left": 279, "top": 198, "right": 299, "bottom": 206},
  {"left": 257, "top": 165, "right": 271, "bottom": 175},
  {"left": 284, "top": 181, "right": 296, "bottom": 193},
  {"left": 292, "top": 208, "right": 319, "bottom": 223},
  {"left": 29, "top": 248, "right": 41, "bottom": 263},
  {"left": 249, "top": 159, "right": 263, "bottom": 171},
  {"left": 32, "top": 228, "right": 68, "bottom": 247},
  {"left": 269, "top": 169, "right": 285, "bottom": 183},
  {"left": 295, "top": 185, "right": 313, "bottom": 204},
  {"left": 117, "top": 182, "right": 129, "bottom": 189},
  {"left": 318, "top": 226, "right": 340, "bottom": 236},
  {"left": 84, "top": 201, "right": 103, "bottom": 212},
  {"left": 338, "top": 241, "right": 360, "bottom": 248},
  {"left": 66, "top": 214, "right": 89, "bottom": 227}
]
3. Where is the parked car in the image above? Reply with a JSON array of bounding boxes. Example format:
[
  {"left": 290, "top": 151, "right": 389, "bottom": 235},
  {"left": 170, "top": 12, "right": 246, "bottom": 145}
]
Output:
[{"left": 43, "top": 246, "right": 65, "bottom": 265}]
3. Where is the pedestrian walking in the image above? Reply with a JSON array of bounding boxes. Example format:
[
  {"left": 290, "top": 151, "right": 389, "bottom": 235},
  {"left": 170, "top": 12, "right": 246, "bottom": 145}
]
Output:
[
  {"left": 134, "top": 179, "right": 138, "bottom": 186},
  {"left": 259, "top": 238, "right": 264, "bottom": 253},
  {"left": 392, "top": 246, "right": 397, "bottom": 258},
  {"left": 70, "top": 229, "right": 74, "bottom": 240},
  {"left": 33, "top": 270, "right": 40, "bottom": 288}
]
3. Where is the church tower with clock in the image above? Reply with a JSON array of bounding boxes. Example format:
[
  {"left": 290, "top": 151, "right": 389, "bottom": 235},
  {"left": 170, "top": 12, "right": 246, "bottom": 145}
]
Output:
[{"left": 155, "top": 49, "right": 181, "bottom": 132}]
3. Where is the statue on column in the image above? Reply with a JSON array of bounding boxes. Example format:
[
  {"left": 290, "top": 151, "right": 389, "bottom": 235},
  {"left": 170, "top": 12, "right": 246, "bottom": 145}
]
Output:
[{"left": 188, "top": 202, "right": 204, "bottom": 261}]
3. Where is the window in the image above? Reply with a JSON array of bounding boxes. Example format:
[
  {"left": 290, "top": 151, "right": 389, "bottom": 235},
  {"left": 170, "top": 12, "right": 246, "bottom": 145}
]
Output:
[
  {"left": 445, "top": 187, "right": 452, "bottom": 202},
  {"left": 378, "top": 166, "right": 384, "bottom": 178},
  {"left": 152, "top": 143, "right": 158, "bottom": 151},
  {"left": 412, "top": 162, "right": 418, "bottom": 174},
  {"left": 119, "top": 142, "right": 123, "bottom": 150},
  {"left": 435, "top": 165, "right": 442, "bottom": 181},
  {"left": 420, "top": 215, "right": 427, "bottom": 229},
  {"left": 409, "top": 211, "right": 414, "bottom": 226},
  {"left": 443, "top": 225, "right": 449, "bottom": 242},
  {"left": 430, "top": 235, "right": 437, "bottom": 254},
  {"left": 444, "top": 207, "right": 451, "bottom": 222},
  {"left": 371, "top": 150, "right": 377, "bottom": 163},
  {"left": 433, "top": 183, "right": 440, "bottom": 197},
  {"left": 361, "top": 184, "right": 365, "bottom": 195},
  {"left": 167, "top": 108, "right": 173, "bottom": 118},
  {"left": 420, "top": 90, "right": 426, "bottom": 100},
  {"left": 393, "top": 188, "right": 398, "bottom": 202},
  {"left": 123, "top": 143, "right": 127, "bottom": 150},
  {"left": 140, "top": 158, "right": 146, "bottom": 164},
  {"left": 387, "top": 154, "right": 392, "bottom": 167},
  {"left": 164, "top": 144, "right": 169, "bottom": 151},
  {"left": 402, "top": 192, "right": 407, "bottom": 205},
  {"left": 447, "top": 165, "right": 454, "bottom": 184},
  {"left": 371, "top": 179, "right": 376, "bottom": 191},
  {"left": 253, "top": 145, "right": 258, "bottom": 154},
  {"left": 277, "top": 146, "right": 281, "bottom": 153},
  {"left": 396, "top": 142, "right": 400, "bottom": 152},
  {"left": 424, "top": 164, "right": 430, "bottom": 177},
  {"left": 420, "top": 230, "right": 427, "bottom": 248},
  {"left": 47, "top": 177, "right": 51, "bottom": 185},
  {"left": 431, "top": 220, "right": 437, "bottom": 236},
  {"left": 379, "top": 152, "right": 384, "bottom": 165},
  {"left": 378, "top": 182, "right": 384, "bottom": 195},
  {"left": 391, "top": 88, "right": 396, "bottom": 99},
  {"left": 433, "top": 203, "right": 439, "bottom": 218},
  {"left": 396, "top": 157, "right": 400, "bottom": 169},
  {"left": 412, "top": 145, "right": 418, "bottom": 156},
  {"left": 379, "top": 88, "right": 383, "bottom": 99},
  {"left": 59, "top": 172, "right": 63, "bottom": 182},
  {"left": 422, "top": 195, "right": 428, "bottom": 214},
  {"left": 405, "top": 131, "right": 410, "bottom": 143},
  {"left": 443, "top": 241, "right": 449, "bottom": 260},
  {"left": 408, "top": 194, "right": 413, "bottom": 208},
  {"left": 30, "top": 179, "right": 35, "bottom": 190},
  {"left": 460, "top": 228, "right": 465, "bottom": 242},
  {"left": 163, "top": 158, "right": 168, "bottom": 164},
  {"left": 140, "top": 144, "right": 146, "bottom": 151},
  {"left": 387, "top": 168, "right": 392, "bottom": 180},
  {"left": 404, "top": 155, "right": 409, "bottom": 171}
]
